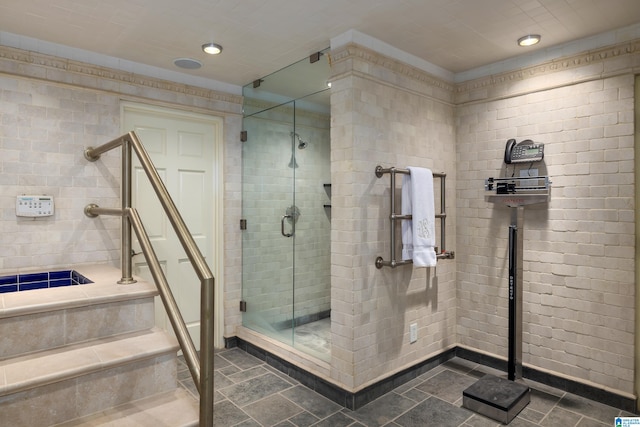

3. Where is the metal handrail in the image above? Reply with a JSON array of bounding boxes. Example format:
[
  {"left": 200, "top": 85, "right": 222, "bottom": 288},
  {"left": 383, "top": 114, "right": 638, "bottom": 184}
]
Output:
[{"left": 83, "top": 131, "right": 214, "bottom": 426}]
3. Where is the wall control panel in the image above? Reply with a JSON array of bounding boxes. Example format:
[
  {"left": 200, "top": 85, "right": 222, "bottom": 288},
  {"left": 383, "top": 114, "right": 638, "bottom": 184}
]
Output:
[{"left": 16, "top": 195, "right": 54, "bottom": 217}]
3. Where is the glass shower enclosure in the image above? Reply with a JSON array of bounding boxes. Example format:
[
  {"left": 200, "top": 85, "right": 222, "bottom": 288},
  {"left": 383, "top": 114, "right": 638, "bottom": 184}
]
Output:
[{"left": 241, "top": 50, "right": 331, "bottom": 361}]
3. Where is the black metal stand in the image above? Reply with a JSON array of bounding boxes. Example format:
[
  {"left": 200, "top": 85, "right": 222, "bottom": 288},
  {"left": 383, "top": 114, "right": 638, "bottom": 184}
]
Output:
[
  {"left": 508, "top": 223, "right": 517, "bottom": 380},
  {"left": 463, "top": 207, "right": 529, "bottom": 424},
  {"left": 507, "top": 206, "right": 523, "bottom": 380}
]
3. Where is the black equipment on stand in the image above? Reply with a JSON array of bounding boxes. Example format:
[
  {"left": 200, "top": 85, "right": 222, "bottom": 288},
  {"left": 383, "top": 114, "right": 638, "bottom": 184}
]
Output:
[{"left": 462, "top": 148, "right": 550, "bottom": 424}]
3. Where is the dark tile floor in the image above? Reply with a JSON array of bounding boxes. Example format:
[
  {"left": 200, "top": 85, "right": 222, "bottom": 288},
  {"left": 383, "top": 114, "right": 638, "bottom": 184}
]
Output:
[{"left": 178, "top": 349, "right": 638, "bottom": 427}]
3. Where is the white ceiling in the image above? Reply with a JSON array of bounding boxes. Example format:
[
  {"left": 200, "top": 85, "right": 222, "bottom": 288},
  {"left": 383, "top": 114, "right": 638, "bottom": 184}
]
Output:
[{"left": 1, "top": 0, "right": 639, "bottom": 89}]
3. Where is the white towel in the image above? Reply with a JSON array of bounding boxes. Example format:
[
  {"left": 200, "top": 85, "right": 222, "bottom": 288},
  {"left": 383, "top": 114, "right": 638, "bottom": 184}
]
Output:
[{"left": 401, "top": 167, "right": 437, "bottom": 268}]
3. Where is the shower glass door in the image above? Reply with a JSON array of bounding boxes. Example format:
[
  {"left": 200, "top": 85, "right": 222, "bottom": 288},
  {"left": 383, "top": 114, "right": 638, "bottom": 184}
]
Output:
[
  {"left": 242, "top": 102, "right": 296, "bottom": 348},
  {"left": 242, "top": 49, "right": 331, "bottom": 361}
]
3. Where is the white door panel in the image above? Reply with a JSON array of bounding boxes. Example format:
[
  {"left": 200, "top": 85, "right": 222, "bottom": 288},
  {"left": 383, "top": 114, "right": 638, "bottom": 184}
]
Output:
[
  {"left": 123, "top": 103, "right": 222, "bottom": 350},
  {"left": 134, "top": 167, "right": 167, "bottom": 239},
  {"left": 178, "top": 258, "right": 201, "bottom": 321},
  {"left": 135, "top": 127, "right": 167, "bottom": 157},
  {"left": 179, "top": 170, "right": 207, "bottom": 235}
]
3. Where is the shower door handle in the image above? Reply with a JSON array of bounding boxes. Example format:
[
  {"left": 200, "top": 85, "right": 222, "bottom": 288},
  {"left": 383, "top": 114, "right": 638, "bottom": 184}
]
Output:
[{"left": 281, "top": 214, "right": 294, "bottom": 237}]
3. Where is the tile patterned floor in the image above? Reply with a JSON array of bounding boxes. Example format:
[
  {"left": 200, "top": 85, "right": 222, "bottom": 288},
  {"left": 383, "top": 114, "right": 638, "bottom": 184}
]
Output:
[{"left": 178, "top": 349, "right": 638, "bottom": 427}]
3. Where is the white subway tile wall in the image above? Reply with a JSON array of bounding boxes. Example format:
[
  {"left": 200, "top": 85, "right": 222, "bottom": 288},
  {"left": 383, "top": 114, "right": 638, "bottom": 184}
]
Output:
[
  {"left": 0, "top": 46, "right": 244, "bottom": 341},
  {"left": 0, "top": 35, "right": 638, "bottom": 399},
  {"left": 329, "top": 44, "right": 458, "bottom": 389},
  {"left": 0, "top": 76, "right": 122, "bottom": 272},
  {"left": 456, "top": 53, "right": 636, "bottom": 394}
]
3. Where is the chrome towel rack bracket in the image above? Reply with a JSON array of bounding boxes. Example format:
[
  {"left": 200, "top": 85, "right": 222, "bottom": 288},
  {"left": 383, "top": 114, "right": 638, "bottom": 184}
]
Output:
[{"left": 375, "top": 165, "right": 454, "bottom": 269}]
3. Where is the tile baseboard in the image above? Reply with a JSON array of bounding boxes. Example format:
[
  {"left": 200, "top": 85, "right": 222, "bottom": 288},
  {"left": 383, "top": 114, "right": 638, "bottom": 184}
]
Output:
[{"left": 224, "top": 337, "right": 637, "bottom": 413}]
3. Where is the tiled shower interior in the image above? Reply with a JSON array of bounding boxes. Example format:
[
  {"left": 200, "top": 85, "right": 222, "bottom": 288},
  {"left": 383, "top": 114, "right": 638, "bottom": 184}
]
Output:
[{"left": 241, "top": 53, "right": 332, "bottom": 361}]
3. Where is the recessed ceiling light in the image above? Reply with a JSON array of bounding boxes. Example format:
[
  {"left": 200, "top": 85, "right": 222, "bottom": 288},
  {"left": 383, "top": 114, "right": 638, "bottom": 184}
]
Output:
[
  {"left": 174, "top": 58, "right": 202, "bottom": 69},
  {"left": 202, "top": 43, "right": 223, "bottom": 55},
  {"left": 518, "top": 34, "right": 541, "bottom": 47}
]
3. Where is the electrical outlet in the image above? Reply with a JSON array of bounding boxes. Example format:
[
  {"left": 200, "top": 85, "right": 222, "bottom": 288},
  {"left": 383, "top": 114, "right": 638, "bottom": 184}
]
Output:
[{"left": 409, "top": 323, "right": 418, "bottom": 343}]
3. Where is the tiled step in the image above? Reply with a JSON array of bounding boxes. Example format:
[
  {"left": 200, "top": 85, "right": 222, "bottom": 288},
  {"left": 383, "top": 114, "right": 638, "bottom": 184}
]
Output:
[
  {"left": 0, "top": 272, "right": 158, "bottom": 360},
  {"left": 53, "top": 388, "right": 198, "bottom": 427},
  {"left": 0, "top": 329, "right": 181, "bottom": 426},
  {"left": 0, "top": 265, "right": 198, "bottom": 426}
]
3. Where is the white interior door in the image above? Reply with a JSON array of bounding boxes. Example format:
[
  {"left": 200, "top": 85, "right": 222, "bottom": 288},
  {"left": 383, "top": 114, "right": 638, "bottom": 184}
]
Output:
[{"left": 122, "top": 102, "right": 223, "bottom": 350}]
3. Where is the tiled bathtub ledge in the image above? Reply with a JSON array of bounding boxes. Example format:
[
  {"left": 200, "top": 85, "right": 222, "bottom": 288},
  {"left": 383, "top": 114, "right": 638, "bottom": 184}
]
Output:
[
  {"left": 0, "top": 264, "right": 157, "bottom": 318},
  {"left": 0, "top": 269, "right": 93, "bottom": 294}
]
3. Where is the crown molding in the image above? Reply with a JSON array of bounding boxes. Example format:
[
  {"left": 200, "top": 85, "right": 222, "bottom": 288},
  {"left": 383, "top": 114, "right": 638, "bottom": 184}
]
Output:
[
  {"left": 0, "top": 45, "right": 243, "bottom": 107},
  {"left": 455, "top": 39, "right": 640, "bottom": 102},
  {"left": 329, "top": 38, "right": 640, "bottom": 105},
  {"left": 330, "top": 43, "right": 455, "bottom": 94}
]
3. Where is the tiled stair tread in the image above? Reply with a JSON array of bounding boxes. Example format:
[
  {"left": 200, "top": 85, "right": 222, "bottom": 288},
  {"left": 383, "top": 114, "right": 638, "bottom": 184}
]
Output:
[
  {"left": 0, "top": 280, "right": 158, "bottom": 318},
  {"left": 53, "top": 388, "right": 199, "bottom": 427},
  {"left": 0, "top": 297, "right": 156, "bottom": 362},
  {"left": 0, "top": 329, "right": 179, "bottom": 396}
]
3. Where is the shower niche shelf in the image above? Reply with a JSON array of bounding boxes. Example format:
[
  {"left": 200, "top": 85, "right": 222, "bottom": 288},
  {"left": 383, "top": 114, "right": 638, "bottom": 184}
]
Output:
[{"left": 323, "top": 183, "right": 331, "bottom": 208}]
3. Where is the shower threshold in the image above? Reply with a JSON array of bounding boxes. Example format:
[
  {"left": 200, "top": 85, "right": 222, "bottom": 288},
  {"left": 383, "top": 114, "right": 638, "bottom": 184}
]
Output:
[{"left": 282, "top": 317, "right": 331, "bottom": 362}]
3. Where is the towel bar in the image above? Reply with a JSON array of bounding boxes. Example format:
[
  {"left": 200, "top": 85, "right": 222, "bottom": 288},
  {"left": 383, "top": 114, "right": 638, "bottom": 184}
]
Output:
[{"left": 375, "top": 165, "right": 454, "bottom": 268}]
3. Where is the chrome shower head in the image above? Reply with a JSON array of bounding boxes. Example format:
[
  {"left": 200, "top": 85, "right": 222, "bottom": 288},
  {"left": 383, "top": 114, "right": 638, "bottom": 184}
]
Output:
[
  {"left": 291, "top": 132, "right": 308, "bottom": 149},
  {"left": 288, "top": 132, "right": 308, "bottom": 168}
]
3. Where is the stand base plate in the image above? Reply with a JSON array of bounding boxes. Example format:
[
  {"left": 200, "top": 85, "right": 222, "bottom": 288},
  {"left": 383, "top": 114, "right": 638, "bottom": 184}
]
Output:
[{"left": 462, "top": 374, "right": 530, "bottom": 424}]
